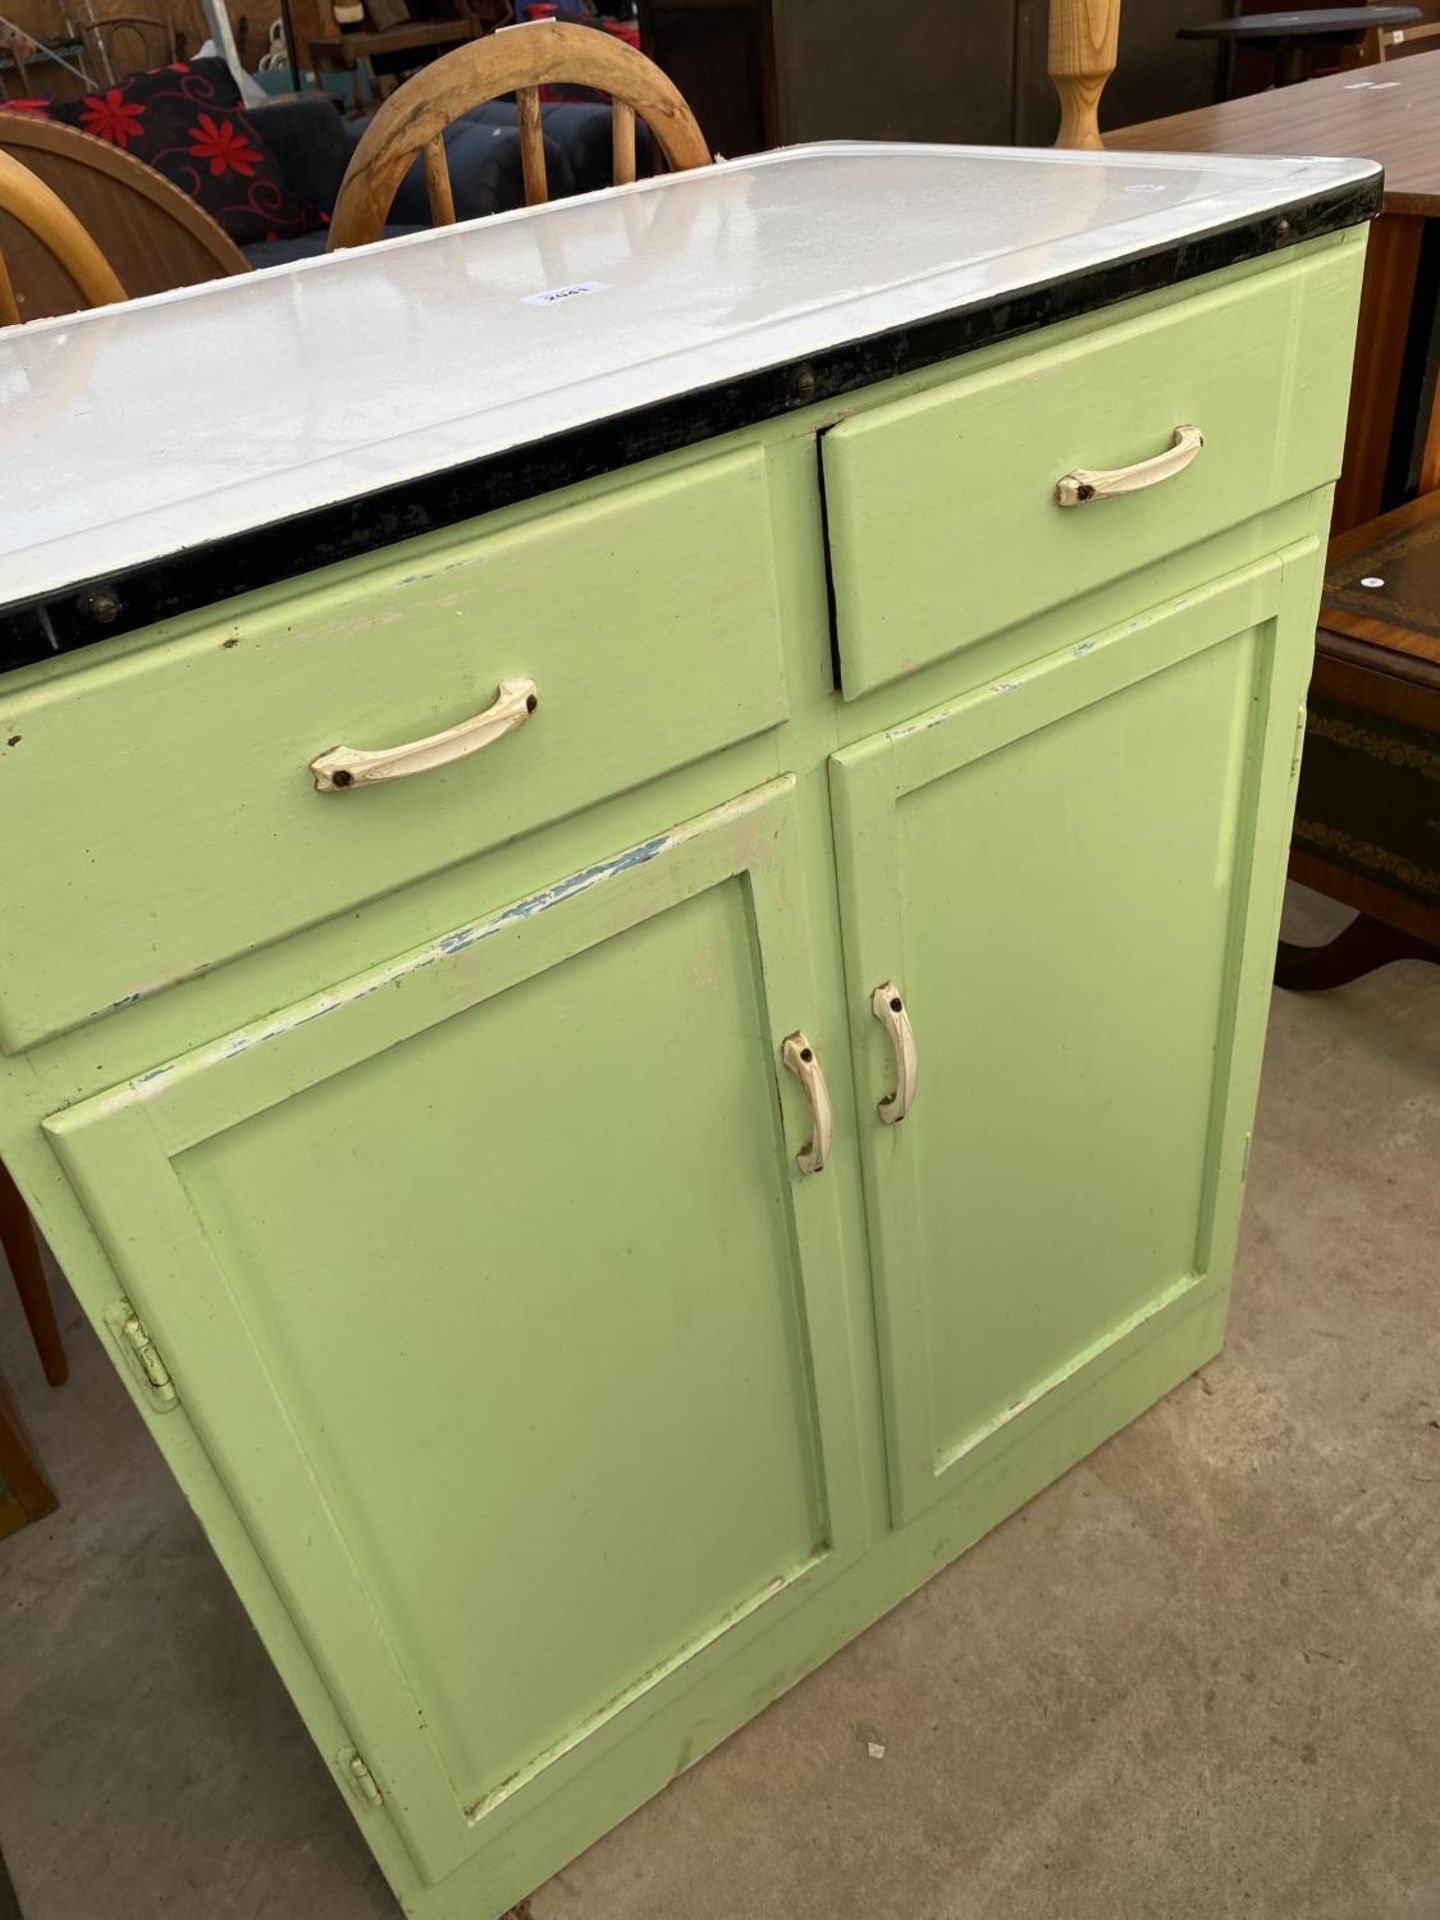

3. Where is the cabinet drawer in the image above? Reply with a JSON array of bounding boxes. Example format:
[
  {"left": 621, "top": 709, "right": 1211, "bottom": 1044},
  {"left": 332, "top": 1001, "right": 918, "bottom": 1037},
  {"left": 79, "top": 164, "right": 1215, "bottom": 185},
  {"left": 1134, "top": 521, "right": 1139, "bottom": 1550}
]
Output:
[
  {"left": 821, "top": 248, "right": 1361, "bottom": 696},
  {"left": 0, "top": 447, "right": 788, "bottom": 1050}
]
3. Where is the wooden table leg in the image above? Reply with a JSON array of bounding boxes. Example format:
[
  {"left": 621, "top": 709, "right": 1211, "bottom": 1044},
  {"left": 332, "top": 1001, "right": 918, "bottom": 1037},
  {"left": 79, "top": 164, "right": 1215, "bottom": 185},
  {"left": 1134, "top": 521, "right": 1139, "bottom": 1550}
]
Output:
[
  {"left": 1332, "top": 211, "right": 1440, "bottom": 534},
  {"left": 1274, "top": 36, "right": 1310, "bottom": 86},
  {"left": 0, "top": 1156, "right": 67, "bottom": 1388},
  {"left": 1390, "top": 217, "right": 1440, "bottom": 506},
  {"left": 0, "top": 1835, "right": 22, "bottom": 1920},
  {"left": 1335, "top": 213, "right": 1424, "bottom": 534},
  {"left": 0, "top": 1363, "right": 57, "bottom": 1538},
  {"left": 1276, "top": 910, "right": 1440, "bottom": 990}
]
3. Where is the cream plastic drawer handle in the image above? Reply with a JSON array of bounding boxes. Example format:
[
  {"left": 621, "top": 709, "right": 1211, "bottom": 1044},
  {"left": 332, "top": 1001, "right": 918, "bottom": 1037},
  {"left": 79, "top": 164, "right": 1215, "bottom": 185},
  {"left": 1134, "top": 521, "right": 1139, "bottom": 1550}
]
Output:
[
  {"left": 782, "top": 1031, "right": 833, "bottom": 1175},
  {"left": 871, "top": 982, "right": 917, "bottom": 1124},
  {"left": 1055, "top": 425, "right": 1204, "bottom": 508},
  {"left": 310, "top": 676, "right": 539, "bottom": 792}
]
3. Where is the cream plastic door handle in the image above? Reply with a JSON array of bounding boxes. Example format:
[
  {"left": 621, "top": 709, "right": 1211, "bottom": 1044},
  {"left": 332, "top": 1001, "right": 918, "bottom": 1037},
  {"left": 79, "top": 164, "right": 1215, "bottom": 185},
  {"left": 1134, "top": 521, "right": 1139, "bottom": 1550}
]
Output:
[
  {"left": 310, "top": 676, "right": 539, "bottom": 791},
  {"left": 871, "top": 982, "right": 917, "bottom": 1124},
  {"left": 782, "top": 1032, "right": 833, "bottom": 1175},
  {"left": 1055, "top": 425, "right": 1204, "bottom": 507}
]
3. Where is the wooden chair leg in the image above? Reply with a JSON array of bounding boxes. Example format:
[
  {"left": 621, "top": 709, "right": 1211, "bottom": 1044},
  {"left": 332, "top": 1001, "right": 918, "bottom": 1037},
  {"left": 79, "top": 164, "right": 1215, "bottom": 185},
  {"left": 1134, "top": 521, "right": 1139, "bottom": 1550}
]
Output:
[
  {"left": 0, "top": 1157, "right": 67, "bottom": 1387},
  {"left": 1275, "top": 911, "right": 1440, "bottom": 992}
]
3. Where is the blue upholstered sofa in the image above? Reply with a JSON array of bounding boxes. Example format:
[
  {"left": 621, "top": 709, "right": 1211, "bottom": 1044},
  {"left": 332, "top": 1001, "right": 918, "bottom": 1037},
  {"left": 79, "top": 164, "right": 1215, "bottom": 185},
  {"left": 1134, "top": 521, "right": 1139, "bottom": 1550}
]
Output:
[{"left": 245, "top": 91, "right": 654, "bottom": 267}]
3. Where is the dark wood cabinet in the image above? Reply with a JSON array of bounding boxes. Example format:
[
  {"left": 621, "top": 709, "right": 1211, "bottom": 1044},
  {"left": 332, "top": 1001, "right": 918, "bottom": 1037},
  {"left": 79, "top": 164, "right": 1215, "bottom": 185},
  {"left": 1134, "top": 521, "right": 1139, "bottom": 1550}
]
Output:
[
  {"left": 639, "top": 0, "right": 1228, "bottom": 155},
  {"left": 636, "top": 0, "right": 780, "bottom": 155}
]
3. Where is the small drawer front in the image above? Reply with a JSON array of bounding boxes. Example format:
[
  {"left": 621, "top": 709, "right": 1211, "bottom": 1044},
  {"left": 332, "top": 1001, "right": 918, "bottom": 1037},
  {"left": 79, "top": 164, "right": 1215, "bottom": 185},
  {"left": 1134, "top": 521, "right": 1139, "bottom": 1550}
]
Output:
[
  {"left": 0, "top": 447, "right": 788, "bottom": 1050},
  {"left": 822, "top": 247, "right": 1361, "bottom": 697}
]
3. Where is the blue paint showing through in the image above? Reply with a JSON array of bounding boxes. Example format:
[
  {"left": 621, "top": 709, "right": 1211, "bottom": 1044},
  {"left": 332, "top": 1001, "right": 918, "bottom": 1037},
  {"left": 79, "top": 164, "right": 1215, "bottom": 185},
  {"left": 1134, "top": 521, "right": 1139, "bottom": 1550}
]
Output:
[
  {"left": 145, "top": 832, "right": 676, "bottom": 1074},
  {"left": 436, "top": 836, "right": 670, "bottom": 956}
]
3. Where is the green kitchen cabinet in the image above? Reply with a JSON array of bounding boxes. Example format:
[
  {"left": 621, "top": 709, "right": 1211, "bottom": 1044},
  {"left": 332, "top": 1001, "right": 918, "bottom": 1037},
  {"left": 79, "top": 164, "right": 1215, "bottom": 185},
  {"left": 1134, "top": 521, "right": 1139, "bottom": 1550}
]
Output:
[{"left": 0, "top": 144, "right": 1377, "bottom": 1918}]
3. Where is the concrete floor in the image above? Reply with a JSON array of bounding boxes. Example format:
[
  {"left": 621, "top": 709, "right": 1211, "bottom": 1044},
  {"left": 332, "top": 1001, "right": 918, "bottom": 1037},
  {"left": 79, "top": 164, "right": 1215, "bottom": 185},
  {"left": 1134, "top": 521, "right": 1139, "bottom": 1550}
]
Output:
[{"left": 1, "top": 896, "right": 1437, "bottom": 1920}]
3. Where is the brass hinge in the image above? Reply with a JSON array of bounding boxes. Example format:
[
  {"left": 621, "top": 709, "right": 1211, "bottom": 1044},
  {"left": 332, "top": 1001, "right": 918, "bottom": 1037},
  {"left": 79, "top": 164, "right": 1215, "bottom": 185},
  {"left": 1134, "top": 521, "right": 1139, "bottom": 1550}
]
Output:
[
  {"left": 1291, "top": 699, "right": 1309, "bottom": 781},
  {"left": 103, "top": 1300, "right": 178, "bottom": 1413},
  {"left": 339, "top": 1745, "right": 384, "bottom": 1809}
]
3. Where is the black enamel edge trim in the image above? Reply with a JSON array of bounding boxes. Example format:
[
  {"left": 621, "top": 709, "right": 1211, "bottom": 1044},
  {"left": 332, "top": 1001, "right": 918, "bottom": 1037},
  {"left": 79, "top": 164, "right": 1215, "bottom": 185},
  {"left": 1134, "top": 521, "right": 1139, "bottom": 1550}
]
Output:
[{"left": 0, "top": 171, "right": 1382, "bottom": 675}]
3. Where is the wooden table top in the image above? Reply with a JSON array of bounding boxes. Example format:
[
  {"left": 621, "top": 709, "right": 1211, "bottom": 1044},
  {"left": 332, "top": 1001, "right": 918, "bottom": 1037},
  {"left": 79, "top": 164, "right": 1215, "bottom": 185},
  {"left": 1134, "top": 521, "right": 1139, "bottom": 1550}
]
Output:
[
  {"left": 1321, "top": 489, "right": 1440, "bottom": 673},
  {"left": 1110, "top": 47, "right": 1440, "bottom": 216},
  {"left": 306, "top": 20, "right": 474, "bottom": 60},
  {"left": 1177, "top": 7, "right": 1419, "bottom": 41}
]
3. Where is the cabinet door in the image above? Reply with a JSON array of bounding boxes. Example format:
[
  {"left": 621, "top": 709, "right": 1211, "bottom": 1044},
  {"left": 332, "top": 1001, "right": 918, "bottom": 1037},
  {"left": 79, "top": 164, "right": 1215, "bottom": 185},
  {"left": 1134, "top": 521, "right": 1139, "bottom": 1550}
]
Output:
[
  {"left": 46, "top": 777, "right": 863, "bottom": 1882},
  {"left": 831, "top": 553, "right": 1314, "bottom": 1523}
]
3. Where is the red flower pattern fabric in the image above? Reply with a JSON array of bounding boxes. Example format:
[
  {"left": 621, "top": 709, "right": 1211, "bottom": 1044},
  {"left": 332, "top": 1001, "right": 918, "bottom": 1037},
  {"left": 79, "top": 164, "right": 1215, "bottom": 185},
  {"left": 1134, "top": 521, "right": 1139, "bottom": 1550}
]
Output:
[
  {"left": 76, "top": 87, "right": 148, "bottom": 149},
  {"left": 187, "top": 111, "right": 262, "bottom": 178},
  {"left": 7, "top": 59, "right": 324, "bottom": 246}
]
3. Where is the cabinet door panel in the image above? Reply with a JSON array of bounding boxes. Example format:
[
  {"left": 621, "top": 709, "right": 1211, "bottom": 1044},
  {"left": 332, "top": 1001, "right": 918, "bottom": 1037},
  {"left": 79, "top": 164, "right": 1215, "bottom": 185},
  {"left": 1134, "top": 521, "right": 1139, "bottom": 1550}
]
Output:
[
  {"left": 832, "top": 553, "right": 1315, "bottom": 1523},
  {"left": 47, "top": 777, "right": 863, "bottom": 1880}
]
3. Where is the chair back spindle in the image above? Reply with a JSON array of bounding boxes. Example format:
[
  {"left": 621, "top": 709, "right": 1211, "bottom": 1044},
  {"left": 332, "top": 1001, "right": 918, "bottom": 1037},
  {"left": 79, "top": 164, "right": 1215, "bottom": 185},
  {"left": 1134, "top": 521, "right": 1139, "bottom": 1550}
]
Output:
[
  {"left": 611, "top": 98, "right": 637, "bottom": 186},
  {"left": 517, "top": 83, "right": 547, "bottom": 204},
  {"left": 423, "top": 134, "right": 456, "bottom": 223}
]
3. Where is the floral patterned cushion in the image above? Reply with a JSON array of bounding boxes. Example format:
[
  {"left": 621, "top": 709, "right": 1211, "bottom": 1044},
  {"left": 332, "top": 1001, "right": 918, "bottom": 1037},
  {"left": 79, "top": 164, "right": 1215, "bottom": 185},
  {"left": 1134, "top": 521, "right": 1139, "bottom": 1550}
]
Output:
[{"left": 47, "top": 60, "right": 323, "bottom": 246}]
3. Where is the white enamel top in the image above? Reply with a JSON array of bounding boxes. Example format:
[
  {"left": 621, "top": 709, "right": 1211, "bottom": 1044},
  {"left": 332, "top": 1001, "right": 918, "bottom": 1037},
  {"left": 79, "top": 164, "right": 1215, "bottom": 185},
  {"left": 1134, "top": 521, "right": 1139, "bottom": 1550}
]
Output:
[{"left": 0, "top": 141, "right": 1377, "bottom": 609}]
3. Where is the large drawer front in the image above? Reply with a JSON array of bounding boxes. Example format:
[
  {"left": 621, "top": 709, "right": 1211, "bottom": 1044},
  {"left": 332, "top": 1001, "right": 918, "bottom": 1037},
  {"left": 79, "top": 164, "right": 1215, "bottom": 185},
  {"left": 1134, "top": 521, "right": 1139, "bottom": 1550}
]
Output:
[
  {"left": 821, "top": 246, "right": 1362, "bottom": 696},
  {"left": 0, "top": 447, "right": 788, "bottom": 1050}
]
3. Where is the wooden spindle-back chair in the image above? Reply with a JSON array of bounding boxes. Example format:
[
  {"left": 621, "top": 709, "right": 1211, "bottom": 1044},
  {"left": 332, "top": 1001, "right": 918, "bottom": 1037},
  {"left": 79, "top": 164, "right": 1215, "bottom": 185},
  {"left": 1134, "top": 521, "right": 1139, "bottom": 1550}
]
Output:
[
  {"left": 0, "top": 117, "right": 247, "bottom": 323},
  {"left": 1353, "top": 13, "right": 1440, "bottom": 62},
  {"left": 0, "top": 146, "right": 125, "bottom": 327},
  {"left": 327, "top": 18, "right": 710, "bottom": 252},
  {"left": 78, "top": 12, "right": 180, "bottom": 81}
]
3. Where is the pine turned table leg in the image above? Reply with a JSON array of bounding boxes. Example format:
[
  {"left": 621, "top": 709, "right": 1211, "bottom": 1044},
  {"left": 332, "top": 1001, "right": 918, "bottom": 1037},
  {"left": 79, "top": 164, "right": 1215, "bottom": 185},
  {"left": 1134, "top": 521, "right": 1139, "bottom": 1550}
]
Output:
[{"left": 1050, "top": 0, "right": 1121, "bottom": 151}]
